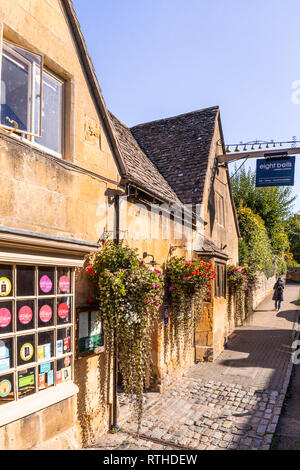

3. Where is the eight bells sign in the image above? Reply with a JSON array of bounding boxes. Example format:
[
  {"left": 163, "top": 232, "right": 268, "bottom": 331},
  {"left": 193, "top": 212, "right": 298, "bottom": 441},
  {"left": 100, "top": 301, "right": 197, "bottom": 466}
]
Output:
[{"left": 256, "top": 154, "right": 296, "bottom": 188}]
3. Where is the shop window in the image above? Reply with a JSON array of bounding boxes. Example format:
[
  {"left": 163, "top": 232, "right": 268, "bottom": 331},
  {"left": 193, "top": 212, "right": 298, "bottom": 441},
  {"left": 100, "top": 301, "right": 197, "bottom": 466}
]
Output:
[
  {"left": 0, "top": 37, "right": 64, "bottom": 157},
  {"left": 215, "top": 263, "right": 226, "bottom": 298},
  {"left": 0, "top": 264, "right": 74, "bottom": 406}
]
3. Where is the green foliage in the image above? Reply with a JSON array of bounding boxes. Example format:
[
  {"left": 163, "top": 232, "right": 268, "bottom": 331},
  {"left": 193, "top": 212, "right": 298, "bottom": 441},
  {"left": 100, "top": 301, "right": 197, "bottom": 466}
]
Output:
[
  {"left": 231, "top": 166, "right": 296, "bottom": 257},
  {"left": 237, "top": 207, "right": 276, "bottom": 278},
  {"left": 238, "top": 239, "right": 249, "bottom": 266},
  {"left": 86, "top": 241, "right": 164, "bottom": 431},
  {"left": 227, "top": 265, "right": 257, "bottom": 322},
  {"left": 227, "top": 265, "right": 257, "bottom": 291},
  {"left": 285, "top": 214, "right": 300, "bottom": 264},
  {"left": 274, "top": 256, "right": 287, "bottom": 277},
  {"left": 166, "top": 257, "right": 215, "bottom": 352}
]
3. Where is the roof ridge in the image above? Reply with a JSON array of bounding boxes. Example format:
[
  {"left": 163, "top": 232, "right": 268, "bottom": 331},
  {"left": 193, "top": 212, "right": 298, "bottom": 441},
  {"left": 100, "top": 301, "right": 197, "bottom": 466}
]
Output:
[{"left": 131, "top": 106, "right": 219, "bottom": 129}]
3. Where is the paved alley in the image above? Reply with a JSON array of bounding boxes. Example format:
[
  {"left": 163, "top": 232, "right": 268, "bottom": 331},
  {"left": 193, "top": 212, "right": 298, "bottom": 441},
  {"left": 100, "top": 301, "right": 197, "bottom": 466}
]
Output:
[{"left": 90, "top": 283, "right": 300, "bottom": 451}]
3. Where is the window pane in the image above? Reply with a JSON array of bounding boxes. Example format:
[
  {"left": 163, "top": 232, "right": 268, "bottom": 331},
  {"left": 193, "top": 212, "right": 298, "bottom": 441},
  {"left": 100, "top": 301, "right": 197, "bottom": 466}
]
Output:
[
  {"left": 38, "top": 299, "right": 54, "bottom": 328},
  {"left": 78, "top": 311, "right": 103, "bottom": 354},
  {"left": 1, "top": 47, "right": 29, "bottom": 132},
  {"left": 0, "top": 265, "right": 13, "bottom": 298},
  {"left": 1, "top": 42, "right": 42, "bottom": 134},
  {"left": 0, "top": 373, "right": 14, "bottom": 405},
  {"left": 0, "top": 301, "right": 13, "bottom": 334},
  {"left": 17, "top": 300, "right": 35, "bottom": 331},
  {"left": 56, "top": 357, "right": 71, "bottom": 385},
  {"left": 38, "top": 330, "right": 54, "bottom": 362},
  {"left": 18, "top": 368, "right": 35, "bottom": 399},
  {"left": 57, "top": 327, "right": 72, "bottom": 356},
  {"left": 0, "top": 338, "right": 14, "bottom": 372},
  {"left": 38, "top": 361, "right": 54, "bottom": 391},
  {"left": 57, "top": 268, "right": 71, "bottom": 294},
  {"left": 17, "top": 266, "right": 35, "bottom": 297},
  {"left": 17, "top": 334, "right": 35, "bottom": 366},
  {"left": 38, "top": 267, "right": 54, "bottom": 296},
  {"left": 57, "top": 297, "right": 71, "bottom": 325},
  {"left": 35, "top": 72, "right": 62, "bottom": 154}
]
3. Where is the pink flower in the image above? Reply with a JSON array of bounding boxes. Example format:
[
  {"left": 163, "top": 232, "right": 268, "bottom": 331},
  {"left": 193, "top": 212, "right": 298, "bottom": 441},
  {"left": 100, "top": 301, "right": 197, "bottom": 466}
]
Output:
[{"left": 169, "top": 286, "right": 174, "bottom": 291}]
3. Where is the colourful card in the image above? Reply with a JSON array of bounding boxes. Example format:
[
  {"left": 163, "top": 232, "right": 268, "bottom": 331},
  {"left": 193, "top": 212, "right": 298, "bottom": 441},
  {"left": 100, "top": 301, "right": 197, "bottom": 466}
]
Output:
[
  {"left": 56, "top": 370, "right": 62, "bottom": 385},
  {"left": 37, "top": 345, "right": 44, "bottom": 361},
  {"left": 44, "top": 344, "right": 51, "bottom": 359},
  {"left": 47, "top": 370, "right": 54, "bottom": 386},
  {"left": 56, "top": 340, "right": 63, "bottom": 356},
  {"left": 38, "top": 373, "right": 46, "bottom": 390},
  {"left": 0, "top": 357, "right": 10, "bottom": 372}
]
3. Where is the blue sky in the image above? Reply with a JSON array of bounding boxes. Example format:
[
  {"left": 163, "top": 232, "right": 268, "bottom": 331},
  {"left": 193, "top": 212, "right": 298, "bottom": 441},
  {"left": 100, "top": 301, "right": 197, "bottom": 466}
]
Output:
[{"left": 73, "top": 0, "right": 300, "bottom": 213}]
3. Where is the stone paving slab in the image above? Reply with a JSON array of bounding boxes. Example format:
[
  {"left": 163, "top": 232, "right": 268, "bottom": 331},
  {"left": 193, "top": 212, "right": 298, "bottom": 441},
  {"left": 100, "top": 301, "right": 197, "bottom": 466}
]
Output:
[{"left": 91, "top": 283, "right": 300, "bottom": 451}]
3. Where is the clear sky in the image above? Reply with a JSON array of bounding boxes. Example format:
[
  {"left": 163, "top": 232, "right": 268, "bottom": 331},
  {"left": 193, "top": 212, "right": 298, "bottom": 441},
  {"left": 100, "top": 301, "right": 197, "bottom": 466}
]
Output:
[{"left": 73, "top": 0, "right": 300, "bottom": 213}]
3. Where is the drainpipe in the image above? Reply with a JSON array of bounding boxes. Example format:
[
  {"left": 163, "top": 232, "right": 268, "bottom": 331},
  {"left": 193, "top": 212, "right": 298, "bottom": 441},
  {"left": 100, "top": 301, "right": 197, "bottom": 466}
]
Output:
[{"left": 111, "top": 194, "right": 120, "bottom": 432}]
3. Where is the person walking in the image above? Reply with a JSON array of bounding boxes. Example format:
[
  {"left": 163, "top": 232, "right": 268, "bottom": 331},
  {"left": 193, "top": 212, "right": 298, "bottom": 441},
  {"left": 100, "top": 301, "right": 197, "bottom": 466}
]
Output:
[{"left": 273, "top": 277, "right": 285, "bottom": 311}]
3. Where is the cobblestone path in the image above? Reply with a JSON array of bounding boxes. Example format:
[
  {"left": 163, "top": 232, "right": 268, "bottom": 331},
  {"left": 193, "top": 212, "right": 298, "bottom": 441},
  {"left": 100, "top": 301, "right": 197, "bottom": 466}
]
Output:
[{"left": 90, "top": 283, "right": 300, "bottom": 451}]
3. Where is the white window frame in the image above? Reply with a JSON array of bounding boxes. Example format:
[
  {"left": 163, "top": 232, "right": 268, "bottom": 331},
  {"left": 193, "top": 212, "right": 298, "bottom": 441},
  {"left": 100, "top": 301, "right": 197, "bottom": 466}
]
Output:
[
  {"left": 0, "top": 27, "right": 64, "bottom": 159},
  {"left": 31, "top": 67, "right": 64, "bottom": 158},
  {"left": 0, "top": 32, "right": 43, "bottom": 139}
]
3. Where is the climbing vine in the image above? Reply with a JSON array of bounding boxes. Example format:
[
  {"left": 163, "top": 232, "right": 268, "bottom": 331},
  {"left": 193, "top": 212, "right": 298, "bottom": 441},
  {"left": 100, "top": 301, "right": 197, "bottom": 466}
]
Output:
[
  {"left": 86, "top": 241, "right": 164, "bottom": 431},
  {"left": 166, "top": 257, "right": 216, "bottom": 354}
]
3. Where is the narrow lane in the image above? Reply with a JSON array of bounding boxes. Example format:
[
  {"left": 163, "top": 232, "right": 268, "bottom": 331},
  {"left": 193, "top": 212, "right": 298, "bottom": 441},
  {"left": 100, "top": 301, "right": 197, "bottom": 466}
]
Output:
[{"left": 91, "top": 283, "right": 300, "bottom": 451}]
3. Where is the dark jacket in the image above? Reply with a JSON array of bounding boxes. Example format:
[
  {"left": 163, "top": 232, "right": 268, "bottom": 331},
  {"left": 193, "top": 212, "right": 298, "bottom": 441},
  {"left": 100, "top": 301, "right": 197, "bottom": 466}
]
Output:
[{"left": 272, "top": 280, "right": 285, "bottom": 301}]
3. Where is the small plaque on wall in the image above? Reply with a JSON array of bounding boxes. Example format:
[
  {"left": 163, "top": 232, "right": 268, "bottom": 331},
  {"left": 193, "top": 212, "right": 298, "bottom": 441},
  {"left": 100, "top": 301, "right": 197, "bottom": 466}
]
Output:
[{"left": 76, "top": 307, "right": 104, "bottom": 357}]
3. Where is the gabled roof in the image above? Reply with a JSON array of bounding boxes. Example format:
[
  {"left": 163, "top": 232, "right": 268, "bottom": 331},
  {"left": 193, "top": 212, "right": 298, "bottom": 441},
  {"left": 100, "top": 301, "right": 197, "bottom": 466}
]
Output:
[
  {"left": 131, "top": 106, "right": 219, "bottom": 205},
  {"left": 109, "top": 113, "right": 182, "bottom": 205},
  {"left": 62, "top": 2, "right": 240, "bottom": 238},
  {"left": 62, "top": 0, "right": 128, "bottom": 178}
]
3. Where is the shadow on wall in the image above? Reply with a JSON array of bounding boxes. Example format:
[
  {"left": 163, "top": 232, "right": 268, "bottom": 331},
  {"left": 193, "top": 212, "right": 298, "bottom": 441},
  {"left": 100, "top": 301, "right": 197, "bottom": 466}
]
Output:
[{"left": 75, "top": 351, "right": 109, "bottom": 448}]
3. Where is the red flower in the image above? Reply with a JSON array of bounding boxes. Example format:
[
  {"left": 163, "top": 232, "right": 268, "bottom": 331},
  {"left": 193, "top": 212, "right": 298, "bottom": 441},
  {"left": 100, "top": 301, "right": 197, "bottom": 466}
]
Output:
[
  {"left": 86, "top": 266, "right": 96, "bottom": 276},
  {"left": 87, "top": 298, "right": 94, "bottom": 304}
]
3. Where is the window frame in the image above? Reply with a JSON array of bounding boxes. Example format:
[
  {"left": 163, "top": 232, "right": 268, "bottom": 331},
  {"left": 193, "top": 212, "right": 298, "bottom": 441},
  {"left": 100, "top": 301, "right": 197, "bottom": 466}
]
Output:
[
  {"left": 214, "top": 262, "right": 227, "bottom": 299},
  {"left": 0, "top": 35, "right": 44, "bottom": 139},
  {"left": 215, "top": 192, "right": 225, "bottom": 228},
  {"left": 76, "top": 306, "right": 104, "bottom": 359},
  {"left": 31, "top": 67, "right": 65, "bottom": 158},
  {"left": 0, "top": 262, "right": 75, "bottom": 406},
  {"left": 0, "top": 30, "right": 65, "bottom": 159}
]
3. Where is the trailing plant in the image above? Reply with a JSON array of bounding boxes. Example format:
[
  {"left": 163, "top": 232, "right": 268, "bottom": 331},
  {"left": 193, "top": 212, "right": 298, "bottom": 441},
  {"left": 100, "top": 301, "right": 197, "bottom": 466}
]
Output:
[
  {"left": 86, "top": 241, "right": 164, "bottom": 431},
  {"left": 227, "top": 265, "right": 257, "bottom": 322},
  {"left": 166, "top": 257, "right": 215, "bottom": 353}
]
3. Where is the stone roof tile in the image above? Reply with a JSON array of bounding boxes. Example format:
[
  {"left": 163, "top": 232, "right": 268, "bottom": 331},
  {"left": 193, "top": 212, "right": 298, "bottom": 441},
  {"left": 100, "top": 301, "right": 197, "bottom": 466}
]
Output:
[{"left": 131, "top": 106, "right": 219, "bottom": 205}]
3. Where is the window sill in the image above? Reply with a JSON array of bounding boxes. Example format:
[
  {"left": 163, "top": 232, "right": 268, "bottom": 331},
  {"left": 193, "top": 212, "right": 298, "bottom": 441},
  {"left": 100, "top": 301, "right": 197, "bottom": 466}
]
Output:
[
  {"left": 0, "top": 382, "right": 79, "bottom": 428},
  {"left": 0, "top": 128, "right": 62, "bottom": 159}
]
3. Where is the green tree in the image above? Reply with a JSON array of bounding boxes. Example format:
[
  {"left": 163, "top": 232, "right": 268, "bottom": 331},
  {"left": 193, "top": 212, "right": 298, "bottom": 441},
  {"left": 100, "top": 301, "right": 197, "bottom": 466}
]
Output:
[
  {"left": 237, "top": 206, "right": 276, "bottom": 278},
  {"left": 231, "top": 166, "right": 296, "bottom": 256},
  {"left": 285, "top": 214, "right": 300, "bottom": 264}
]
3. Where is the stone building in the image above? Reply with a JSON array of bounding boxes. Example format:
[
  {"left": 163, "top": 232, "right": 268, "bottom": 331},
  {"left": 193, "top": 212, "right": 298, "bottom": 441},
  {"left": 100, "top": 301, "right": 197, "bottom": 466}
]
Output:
[{"left": 0, "top": 0, "right": 239, "bottom": 449}]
